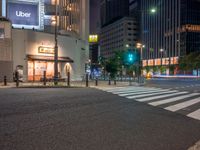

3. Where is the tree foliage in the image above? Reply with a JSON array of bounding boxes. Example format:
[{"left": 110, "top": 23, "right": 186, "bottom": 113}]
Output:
[{"left": 178, "top": 51, "right": 200, "bottom": 72}]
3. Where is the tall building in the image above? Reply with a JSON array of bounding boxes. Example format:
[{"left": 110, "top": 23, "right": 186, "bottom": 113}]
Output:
[
  {"left": 141, "top": 0, "right": 200, "bottom": 68},
  {"left": 100, "top": 17, "right": 138, "bottom": 58},
  {"left": 2, "top": 0, "right": 89, "bottom": 41},
  {"left": 0, "top": 0, "right": 89, "bottom": 81},
  {"left": 89, "top": 0, "right": 100, "bottom": 65},
  {"left": 100, "top": 0, "right": 129, "bottom": 27}
]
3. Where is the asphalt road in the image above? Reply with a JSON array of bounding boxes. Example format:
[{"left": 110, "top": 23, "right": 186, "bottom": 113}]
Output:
[
  {"left": 145, "top": 79, "right": 200, "bottom": 92},
  {"left": 0, "top": 88, "right": 200, "bottom": 150}
]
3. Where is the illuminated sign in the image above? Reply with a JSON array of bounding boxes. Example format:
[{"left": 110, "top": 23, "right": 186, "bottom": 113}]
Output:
[
  {"left": 38, "top": 46, "right": 54, "bottom": 54},
  {"left": 89, "top": 35, "right": 98, "bottom": 43},
  {"left": 7, "top": 2, "right": 39, "bottom": 26}
]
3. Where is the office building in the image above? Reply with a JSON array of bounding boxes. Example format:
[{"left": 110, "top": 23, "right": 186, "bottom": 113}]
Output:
[
  {"left": 0, "top": 0, "right": 89, "bottom": 81},
  {"left": 100, "top": 17, "right": 138, "bottom": 58},
  {"left": 141, "top": 0, "right": 200, "bottom": 68}
]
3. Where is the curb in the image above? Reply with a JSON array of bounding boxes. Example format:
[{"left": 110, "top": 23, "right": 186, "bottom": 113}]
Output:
[{"left": 188, "top": 140, "right": 200, "bottom": 150}]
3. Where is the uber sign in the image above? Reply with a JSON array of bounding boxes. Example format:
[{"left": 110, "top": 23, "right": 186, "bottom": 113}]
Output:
[{"left": 7, "top": 2, "right": 39, "bottom": 26}]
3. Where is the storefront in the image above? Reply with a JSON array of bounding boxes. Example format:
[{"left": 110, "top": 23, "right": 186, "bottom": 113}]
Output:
[
  {"left": 12, "top": 29, "right": 89, "bottom": 82},
  {"left": 27, "top": 55, "right": 73, "bottom": 81}
]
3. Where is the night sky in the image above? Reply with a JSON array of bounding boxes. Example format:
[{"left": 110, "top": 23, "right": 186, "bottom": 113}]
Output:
[{"left": 90, "top": 0, "right": 100, "bottom": 34}]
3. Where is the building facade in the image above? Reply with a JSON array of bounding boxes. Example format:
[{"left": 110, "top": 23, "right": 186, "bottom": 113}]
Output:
[
  {"left": 141, "top": 0, "right": 200, "bottom": 68},
  {"left": 100, "top": 17, "right": 138, "bottom": 58},
  {"left": 0, "top": 0, "right": 89, "bottom": 81},
  {"left": 0, "top": 17, "right": 13, "bottom": 81}
]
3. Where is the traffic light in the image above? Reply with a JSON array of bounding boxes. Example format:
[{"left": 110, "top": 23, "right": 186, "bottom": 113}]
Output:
[
  {"left": 128, "top": 53, "right": 134, "bottom": 63},
  {"left": 124, "top": 50, "right": 139, "bottom": 65}
]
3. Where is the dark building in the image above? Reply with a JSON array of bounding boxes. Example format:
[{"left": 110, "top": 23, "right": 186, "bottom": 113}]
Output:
[
  {"left": 129, "top": 0, "right": 141, "bottom": 16},
  {"left": 141, "top": 0, "right": 200, "bottom": 68},
  {"left": 89, "top": 43, "right": 99, "bottom": 64},
  {"left": 100, "top": 0, "right": 129, "bottom": 27},
  {"left": 89, "top": 0, "right": 100, "bottom": 64}
]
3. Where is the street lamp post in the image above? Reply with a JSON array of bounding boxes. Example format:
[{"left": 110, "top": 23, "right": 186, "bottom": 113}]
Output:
[
  {"left": 137, "top": 43, "right": 145, "bottom": 81},
  {"left": 160, "top": 48, "right": 164, "bottom": 66},
  {"left": 54, "top": 0, "right": 58, "bottom": 85}
]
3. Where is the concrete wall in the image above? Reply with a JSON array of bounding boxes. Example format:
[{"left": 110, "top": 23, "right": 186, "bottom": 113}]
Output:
[
  {"left": 12, "top": 29, "right": 89, "bottom": 81},
  {"left": 0, "top": 21, "right": 13, "bottom": 81}
]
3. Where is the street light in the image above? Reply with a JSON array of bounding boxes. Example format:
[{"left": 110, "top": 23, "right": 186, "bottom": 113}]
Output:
[
  {"left": 150, "top": 8, "right": 157, "bottom": 13},
  {"left": 160, "top": 48, "right": 164, "bottom": 66},
  {"left": 137, "top": 43, "right": 145, "bottom": 78},
  {"left": 54, "top": 0, "right": 58, "bottom": 85}
]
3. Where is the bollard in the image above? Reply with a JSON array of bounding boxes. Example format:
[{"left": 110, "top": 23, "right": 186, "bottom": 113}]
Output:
[
  {"left": 67, "top": 71, "right": 70, "bottom": 86},
  {"left": 95, "top": 78, "right": 98, "bottom": 86},
  {"left": 114, "top": 80, "right": 116, "bottom": 85},
  {"left": 43, "top": 71, "right": 46, "bottom": 86},
  {"left": 108, "top": 79, "right": 111, "bottom": 85},
  {"left": 86, "top": 73, "right": 89, "bottom": 87},
  {"left": 15, "top": 71, "right": 19, "bottom": 87},
  {"left": 4, "top": 76, "right": 7, "bottom": 86}
]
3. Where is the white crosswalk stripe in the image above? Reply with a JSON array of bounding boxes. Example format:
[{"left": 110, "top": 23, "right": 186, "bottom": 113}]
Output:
[
  {"left": 149, "top": 93, "right": 199, "bottom": 106},
  {"left": 95, "top": 86, "right": 200, "bottom": 121},
  {"left": 119, "top": 89, "right": 170, "bottom": 96},
  {"left": 127, "top": 90, "right": 177, "bottom": 99},
  {"left": 136, "top": 91, "right": 188, "bottom": 102},
  {"left": 187, "top": 109, "right": 200, "bottom": 120},
  {"left": 112, "top": 88, "right": 161, "bottom": 94},
  {"left": 165, "top": 98, "right": 200, "bottom": 112}
]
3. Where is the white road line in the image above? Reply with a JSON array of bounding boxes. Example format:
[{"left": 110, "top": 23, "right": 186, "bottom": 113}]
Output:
[
  {"left": 108, "top": 87, "right": 159, "bottom": 93},
  {"left": 136, "top": 92, "right": 187, "bottom": 102},
  {"left": 119, "top": 89, "right": 170, "bottom": 96},
  {"left": 113, "top": 88, "right": 164, "bottom": 94},
  {"left": 126, "top": 91, "right": 177, "bottom": 99},
  {"left": 149, "top": 93, "right": 200, "bottom": 106},
  {"left": 107, "top": 87, "right": 142, "bottom": 92},
  {"left": 187, "top": 109, "right": 200, "bottom": 121},
  {"left": 165, "top": 98, "right": 200, "bottom": 112},
  {"left": 112, "top": 88, "right": 154, "bottom": 94}
]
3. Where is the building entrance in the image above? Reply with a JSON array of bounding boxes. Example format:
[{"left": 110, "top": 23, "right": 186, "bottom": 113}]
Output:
[{"left": 28, "top": 61, "right": 55, "bottom": 81}]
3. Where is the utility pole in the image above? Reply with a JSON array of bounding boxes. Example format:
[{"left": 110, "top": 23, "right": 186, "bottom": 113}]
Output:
[{"left": 54, "top": 0, "right": 58, "bottom": 85}]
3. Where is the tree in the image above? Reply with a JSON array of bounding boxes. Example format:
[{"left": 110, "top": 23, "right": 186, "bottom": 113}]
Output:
[
  {"left": 178, "top": 56, "right": 188, "bottom": 74},
  {"left": 153, "top": 66, "right": 159, "bottom": 74},
  {"left": 144, "top": 66, "right": 150, "bottom": 74},
  {"left": 178, "top": 52, "right": 200, "bottom": 75},
  {"left": 105, "top": 59, "right": 118, "bottom": 79}
]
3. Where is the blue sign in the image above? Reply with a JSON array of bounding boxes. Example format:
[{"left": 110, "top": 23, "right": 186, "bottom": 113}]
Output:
[{"left": 7, "top": 2, "right": 39, "bottom": 26}]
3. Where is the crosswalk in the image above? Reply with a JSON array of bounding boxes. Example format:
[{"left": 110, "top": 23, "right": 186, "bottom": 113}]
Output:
[{"left": 95, "top": 86, "right": 200, "bottom": 121}]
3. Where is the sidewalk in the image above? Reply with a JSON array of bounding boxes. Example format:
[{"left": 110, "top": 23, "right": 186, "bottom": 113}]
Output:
[
  {"left": 188, "top": 140, "right": 200, "bottom": 150},
  {"left": 0, "top": 80, "right": 143, "bottom": 88}
]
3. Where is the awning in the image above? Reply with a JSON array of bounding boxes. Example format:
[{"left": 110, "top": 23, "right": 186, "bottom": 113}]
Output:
[{"left": 26, "top": 55, "right": 74, "bottom": 63}]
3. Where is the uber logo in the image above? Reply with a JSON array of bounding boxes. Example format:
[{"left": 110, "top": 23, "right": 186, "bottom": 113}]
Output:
[{"left": 16, "top": 11, "right": 31, "bottom": 18}]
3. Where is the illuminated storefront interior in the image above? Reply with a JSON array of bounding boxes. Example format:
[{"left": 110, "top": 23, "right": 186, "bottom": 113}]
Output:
[{"left": 27, "top": 55, "right": 73, "bottom": 81}]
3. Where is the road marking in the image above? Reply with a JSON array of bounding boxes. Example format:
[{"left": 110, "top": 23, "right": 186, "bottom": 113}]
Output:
[
  {"left": 108, "top": 87, "right": 160, "bottom": 93},
  {"left": 107, "top": 87, "right": 142, "bottom": 92},
  {"left": 119, "top": 89, "right": 170, "bottom": 96},
  {"left": 112, "top": 88, "right": 157, "bottom": 94},
  {"left": 136, "top": 91, "right": 187, "bottom": 102},
  {"left": 149, "top": 93, "right": 200, "bottom": 106},
  {"left": 165, "top": 98, "right": 200, "bottom": 112},
  {"left": 126, "top": 91, "right": 177, "bottom": 99},
  {"left": 187, "top": 109, "right": 200, "bottom": 121},
  {"left": 113, "top": 88, "right": 164, "bottom": 94}
]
